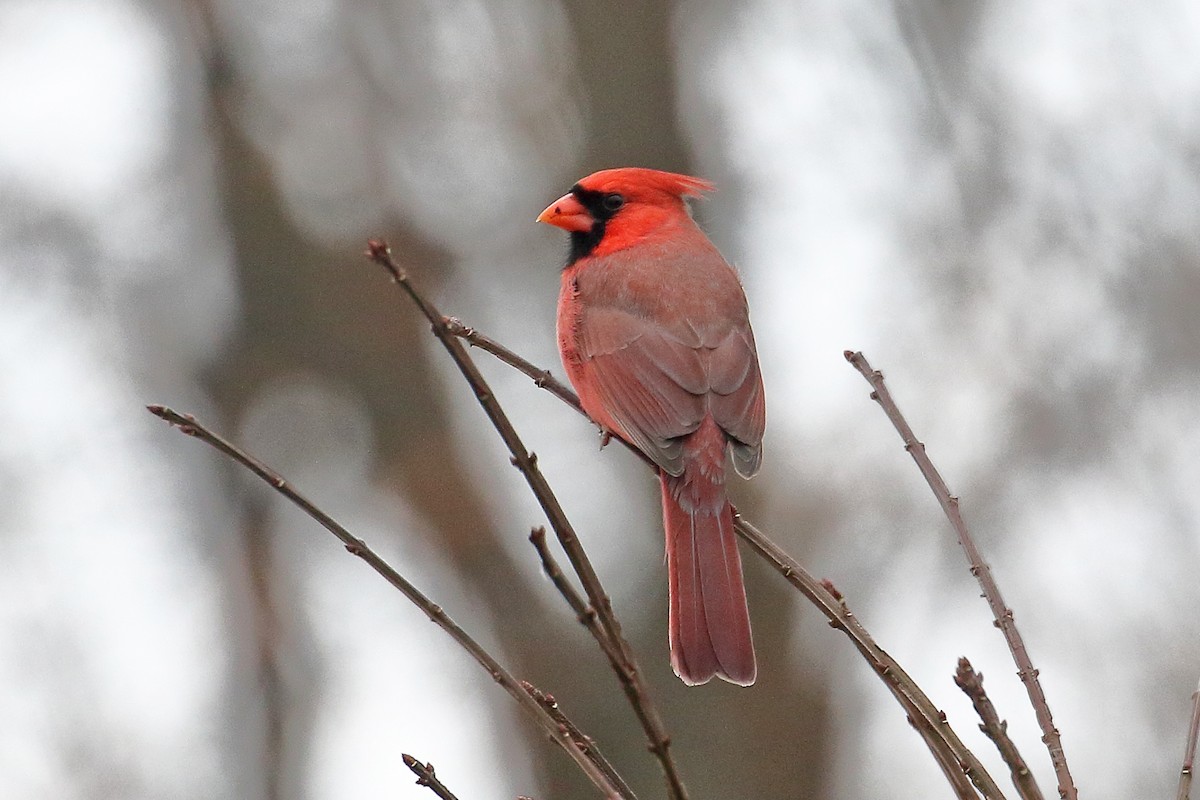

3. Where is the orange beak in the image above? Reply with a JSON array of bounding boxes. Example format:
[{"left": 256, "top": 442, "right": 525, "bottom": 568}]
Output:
[{"left": 537, "top": 192, "right": 593, "bottom": 233}]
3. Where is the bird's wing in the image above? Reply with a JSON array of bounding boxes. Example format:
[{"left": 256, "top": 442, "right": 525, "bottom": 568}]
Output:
[
  {"left": 705, "top": 323, "right": 765, "bottom": 478},
  {"left": 577, "top": 305, "right": 764, "bottom": 477}
]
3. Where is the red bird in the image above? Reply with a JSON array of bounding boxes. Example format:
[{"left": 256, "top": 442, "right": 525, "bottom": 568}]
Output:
[{"left": 538, "top": 168, "right": 766, "bottom": 686}]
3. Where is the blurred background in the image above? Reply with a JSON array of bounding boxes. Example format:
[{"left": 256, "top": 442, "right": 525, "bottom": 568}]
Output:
[{"left": 2, "top": 0, "right": 1199, "bottom": 797}]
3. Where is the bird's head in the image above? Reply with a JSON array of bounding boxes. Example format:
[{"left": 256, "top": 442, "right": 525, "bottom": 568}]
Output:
[{"left": 537, "top": 167, "right": 714, "bottom": 265}]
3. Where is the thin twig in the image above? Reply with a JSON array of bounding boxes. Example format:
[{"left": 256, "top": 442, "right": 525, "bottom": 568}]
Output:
[
  {"left": 146, "top": 405, "right": 626, "bottom": 800},
  {"left": 844, "top": 350, "right": 1077, "bottom": 800},
  {"left": 522, "top": 681, "right": 638, "bottom": 800},
  {"left": 446, "top": 320, "right": 654, "bottom": 466},
  {"left": 956, "top": 658, "right": 1046, "bottom": 800},
  {"left": 446, "top": 318, "right": 588, "bottom": 419},
  {"left": 402, "top": 754, "right": 460, "bottom": 800},
  {"left": 365, "top": 241, "right": 687, "bottom": 800},
  {"left": 918, "top": 715, "right": 987, "bottom": 800},
  {"left": 530, "top": 526, "right": 600, "bottom": 632},
  {"left": 437, "top": 316, "right": 1006, "bottom": 799},
  {"left": 733, "top": 513, "right": 1000, "bottom": 800},
  {"left": 528, "top": 527, "right": 662, "bottom": 794},
  {"left": 1177, "top": 677, "right": 1200, "bottom": 800},
  {"left": 447, "top": 318, "right": 659, "bottom": 470}
]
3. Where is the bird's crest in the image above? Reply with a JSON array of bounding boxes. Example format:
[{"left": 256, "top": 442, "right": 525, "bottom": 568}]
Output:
[{"left": 576, "top": 168, "right": 715, "bottom": 200}]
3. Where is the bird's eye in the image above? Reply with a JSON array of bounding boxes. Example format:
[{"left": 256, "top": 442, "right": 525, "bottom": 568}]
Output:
[{"left": 602, "top": 193, "right": 625, "bottom": 211}]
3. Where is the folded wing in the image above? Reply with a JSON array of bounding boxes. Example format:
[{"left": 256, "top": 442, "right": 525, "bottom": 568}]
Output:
[{"left": 577, "top": 305, "right": 765, "bottom": 477}]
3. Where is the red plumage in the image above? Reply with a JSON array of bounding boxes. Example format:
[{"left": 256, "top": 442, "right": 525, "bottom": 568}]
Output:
[{"left": 539, "top": 167, "right": 765, "bottom": 686}]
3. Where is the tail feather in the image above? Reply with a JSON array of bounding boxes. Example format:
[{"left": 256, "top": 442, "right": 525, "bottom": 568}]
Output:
[
  {"left": 697, "top": 504, "right": 754, "bottom": 683},
  {"left": 665, "top": 500, "right": 721, "bottom": 684},
  {"left": 661, "top": 420, "right": 756, "bottom": 686}
]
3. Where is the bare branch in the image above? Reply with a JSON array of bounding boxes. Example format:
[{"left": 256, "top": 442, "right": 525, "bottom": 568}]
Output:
[
  {"left": 446, "top": 318, "right": 587, "bottom": 419},
  {"left": 1177, "top": 677, "right": 1200, "bottom": 800},
  {"left": 146, "top": 405, "right": 627, "bottom": 800},
  {"left": 445, "top": 318, "right": 658, "bottom": 470},
  {"left": 844, "top": 350, "right": 1076, "bottom": 800},
  {"left": 918, "top": 716, "right": 988, "bottom": 800},
  {"left": 366, "top": 241, "right": 687, "bottom": 800},
  {"left": 522, "top": 681, "right": 638, "bottom": 800},
  {"left": 955, "top": 658, "right": 1046, "bottom": 800},
  {"left": 844, "top": 351, "right": 1075, "bottom": 796},
  {"left": 733, "top": 513, "right": 1000, "bottom": 800},
  {"left": 402, "top": 755, "right": 461, "bottom": 800},
  {"left": 529, "top": 527, "right": 600, "bottom": 633},
  {"left": 528, "top": 525, "right": 671, "bottom": 781},
  {"left": 435, "top": 314, "right": 1006, "bottom": 798}
]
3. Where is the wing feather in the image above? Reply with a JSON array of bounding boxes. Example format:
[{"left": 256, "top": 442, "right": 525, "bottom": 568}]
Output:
[{"left": 576, "top": 305, "right": 764, "bottom": 477}]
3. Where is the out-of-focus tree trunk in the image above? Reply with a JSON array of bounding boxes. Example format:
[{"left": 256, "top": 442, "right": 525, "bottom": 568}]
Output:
[{"left": 202, "top": 65, "right": 593, "bottom": 798}]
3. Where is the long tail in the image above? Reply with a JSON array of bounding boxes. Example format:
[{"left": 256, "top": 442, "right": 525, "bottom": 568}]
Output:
[{"left": 661, "top": 417, "right": 756, "bottom": 686}]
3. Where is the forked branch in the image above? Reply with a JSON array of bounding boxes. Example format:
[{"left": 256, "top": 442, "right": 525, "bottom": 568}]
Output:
[
  {"left": 366, "top": 241, "right": 686, "bottom": 800},
  {"left": 146, "top": 405, "right": 628, "bottom": 800},
  {"left": 435, "top": 303, "right": 1007, "bottom": 799}
]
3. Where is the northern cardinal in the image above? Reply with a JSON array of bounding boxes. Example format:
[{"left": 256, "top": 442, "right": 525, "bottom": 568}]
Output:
[{"left": 537, "top": 168, "right": 765, "bottom": 686}]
